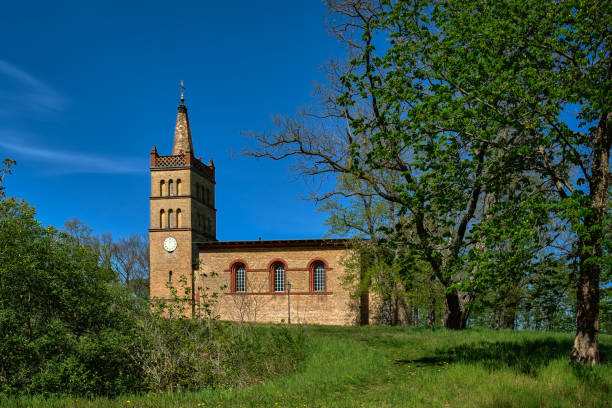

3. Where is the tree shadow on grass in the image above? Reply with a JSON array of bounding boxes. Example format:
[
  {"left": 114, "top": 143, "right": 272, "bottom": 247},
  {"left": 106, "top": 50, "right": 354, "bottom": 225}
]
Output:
[{"left": 396, "top": 337, "right": 611, "bottom": 377}]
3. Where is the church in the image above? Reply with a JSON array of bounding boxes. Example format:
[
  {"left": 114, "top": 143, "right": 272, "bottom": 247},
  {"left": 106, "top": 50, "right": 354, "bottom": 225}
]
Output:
[{"left": 148, "top": 91, "right": 366, "bottom": 325}]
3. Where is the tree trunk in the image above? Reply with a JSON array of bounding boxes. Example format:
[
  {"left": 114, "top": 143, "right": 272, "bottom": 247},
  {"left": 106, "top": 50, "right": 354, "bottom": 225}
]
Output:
[
  {"left": 501, "top": 300, "right": 517, "bottom": 329},
  {"left": 402, "top": 299, "right": 413, "bottom": 326},
  {"left": 570, "top": 112, "right": 610, "bottom": 365},
  {"left": 359, "top": 251, "right": 370, "bottom": 326},
  {"left": 378, "top": 265, "right": 393, "bottom": 325},
  {"left": 392, "top": 296, "right": 399, "bottom": 326},
  {"left": 501, "top": 307, "right": 516, "bottom": 329},
  {"left": 380, "top": 294, "right": 393, "bottom": 325},
  {"left": 571, "top": 251, "right": 601, "bottom": 365},
  {"left": 427, "top": 308, "right": 436, "bottom": 328},
  {"left": 426, "top": 295, "right": 436, "bottom": 327},
  {"left": 535, "top": 315, "right": 542, "bottom": 331},
  {"left": 444, "top": 291, "right": 469, "bottom": 329},
  {"left": 493, "top": 307, "right": 502, "bottom": 329},
  {"left": 359, "top": 291, "right": 370, "bottom": 326}
]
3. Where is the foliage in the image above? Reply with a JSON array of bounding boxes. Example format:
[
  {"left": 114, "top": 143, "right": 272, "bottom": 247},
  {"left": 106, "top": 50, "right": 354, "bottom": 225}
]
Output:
[
  {"left": 407, "top": 0, "right": 610, "bottom": 363},
  {"left": 0, "top": 198, "right": 146, "bottom": 397},
  {"left": 5, "top": 325, "right": 611, "bottom": 407},
  {"left": 248, "top": 0, "right": 563, "bottom": 330},
  {"left": 248, "top": 0, "right": 610, "bottom": 363},
  {"left": 0, "top": 197, "right": 306, "bottom": 398},
  {"left": 0, "top": 159, "right": 16, "bottom": 200},
  {"left": 63, "top": 218, "right": 150, "bottom": 299},
  {"left": 602, "top": 285, "right": 612, "bottom": 334},
  {"left": 136, "top": 271, "right": 305, "bottom": 394},
  {"left": 131, "top": 316, "right": 306, "bottom": 393}
]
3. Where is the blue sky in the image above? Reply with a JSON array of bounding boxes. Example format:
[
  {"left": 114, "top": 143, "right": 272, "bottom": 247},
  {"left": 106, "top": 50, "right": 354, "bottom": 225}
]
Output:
[{"left": 0, "top": 1, "right": 345, "bottom": 241}]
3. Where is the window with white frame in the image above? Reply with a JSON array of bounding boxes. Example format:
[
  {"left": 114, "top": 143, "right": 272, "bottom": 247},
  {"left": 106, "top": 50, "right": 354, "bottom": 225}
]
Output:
[
  {"left": 274, "top": 264, "right": 285, "bottom": 292},
  {"left": 314, "top": 262, "right": 325, "bottom": 292},
  {"left": 235, "top": 264, "right": 246, "bottom": 292}
]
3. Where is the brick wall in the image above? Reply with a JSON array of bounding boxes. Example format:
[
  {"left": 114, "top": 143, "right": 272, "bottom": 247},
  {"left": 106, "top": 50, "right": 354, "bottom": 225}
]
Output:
[
  {"left": 195, "top": 247, "right": 359, "bottom": 325},
  {"left": 150, "top": 166, "right": 196, "bottom": 300},
  {"left": 149, "top": 230, "right": 194, "bottom": 299},
  {"left": 148, "top": 155, "right": 359, "bottom": 325}
]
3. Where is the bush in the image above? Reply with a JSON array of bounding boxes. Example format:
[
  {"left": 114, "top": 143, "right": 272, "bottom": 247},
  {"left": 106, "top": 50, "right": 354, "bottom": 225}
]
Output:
[
  {"left": 0, "top": 198, "right": 307, "bottom": 398},
  {"left": 0, "top": 198, "right": 147, "bottom": 397},
  {"left": 133, "top": 312, "right": 306, "bottom": 392},
  {"left": 224, "top": 324, "right": 307, "bottom": 386}
]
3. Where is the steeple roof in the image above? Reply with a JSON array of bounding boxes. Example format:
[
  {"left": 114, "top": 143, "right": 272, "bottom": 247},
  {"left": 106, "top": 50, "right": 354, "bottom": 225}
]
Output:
[{"left": 172, "top": 81, "right": 194, "bottom": 155}]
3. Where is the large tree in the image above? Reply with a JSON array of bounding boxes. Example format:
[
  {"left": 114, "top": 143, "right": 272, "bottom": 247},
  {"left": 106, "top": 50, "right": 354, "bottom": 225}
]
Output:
[
  {"left": 63, "top": 218, "right": 150, "bottom": 299},
  {"left": 249, "top": 0, "right": 541, "bottom": 329},
  {"left": 113, "top": 233, "right": 150, "bottom": 299},
  {"left": 414, "top": 0, "right": 611, "bottom": 364},
  {"left": 250, "top": 0, "right": 609, "bottom": 364}
]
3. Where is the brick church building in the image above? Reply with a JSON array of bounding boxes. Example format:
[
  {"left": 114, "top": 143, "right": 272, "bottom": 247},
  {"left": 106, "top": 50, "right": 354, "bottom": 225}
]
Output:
[{"left": 149, "top": 92, "right": 364, "bottom": 325}]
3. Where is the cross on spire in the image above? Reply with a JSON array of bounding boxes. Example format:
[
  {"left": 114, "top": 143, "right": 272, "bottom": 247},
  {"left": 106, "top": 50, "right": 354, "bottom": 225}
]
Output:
[{"left": 180, "top": 80, "right": 186, "bottom": 103}]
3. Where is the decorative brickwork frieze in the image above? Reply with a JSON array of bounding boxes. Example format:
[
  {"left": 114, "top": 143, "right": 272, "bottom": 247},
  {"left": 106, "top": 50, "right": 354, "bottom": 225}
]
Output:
[{"left": 155, "top": 155, "right": 185, "bottom": 167}]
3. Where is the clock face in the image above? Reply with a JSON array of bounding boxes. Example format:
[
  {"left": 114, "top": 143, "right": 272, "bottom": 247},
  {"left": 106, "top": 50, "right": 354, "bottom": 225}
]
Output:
[{"left": 163, "top": 237, "right": 177, "bottom": 253}]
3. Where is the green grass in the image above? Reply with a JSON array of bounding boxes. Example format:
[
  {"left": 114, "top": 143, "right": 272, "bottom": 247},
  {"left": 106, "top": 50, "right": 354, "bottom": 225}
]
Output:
[{"left": 5, "top": 325, "right": 612, "bottom": 407}]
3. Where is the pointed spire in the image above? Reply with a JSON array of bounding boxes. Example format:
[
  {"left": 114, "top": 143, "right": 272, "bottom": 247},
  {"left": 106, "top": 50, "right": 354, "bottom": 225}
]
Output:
[{"left": 172, "top": 80, "right": 194, "bottom": 155}]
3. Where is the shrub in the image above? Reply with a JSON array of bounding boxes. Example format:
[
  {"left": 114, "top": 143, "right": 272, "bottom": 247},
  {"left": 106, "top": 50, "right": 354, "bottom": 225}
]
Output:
[
  {"left": 133, "top": 310, "right": 307, "bottom": 392},
  {"left": 0, "top": 198, "right": 147, "bottom": 397},
  {"left": 0, "top": 198, "right": 307, "bottom": 398}
]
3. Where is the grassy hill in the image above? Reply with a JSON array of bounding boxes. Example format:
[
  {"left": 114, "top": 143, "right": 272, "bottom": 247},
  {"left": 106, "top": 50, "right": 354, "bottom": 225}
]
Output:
[{"left": 8, "top": 325, "right": 612, "bottom": 407}]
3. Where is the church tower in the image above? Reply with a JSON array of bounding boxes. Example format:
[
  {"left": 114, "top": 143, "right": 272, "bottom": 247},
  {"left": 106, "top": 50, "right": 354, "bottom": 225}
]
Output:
[{"left": 149, "top": 84, "right": 216, "bottom": 300}]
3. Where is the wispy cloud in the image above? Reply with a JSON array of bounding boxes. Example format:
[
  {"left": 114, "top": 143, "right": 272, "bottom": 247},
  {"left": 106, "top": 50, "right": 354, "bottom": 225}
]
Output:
[
  {"left": 0, "top": 136, "right": 144, "bottom": 175},
  {"left": 0, "top": 60, "right": 66, "bottom": 116},
  {"left": 0, "top": 63, "right": 142, "bottom": 175}
]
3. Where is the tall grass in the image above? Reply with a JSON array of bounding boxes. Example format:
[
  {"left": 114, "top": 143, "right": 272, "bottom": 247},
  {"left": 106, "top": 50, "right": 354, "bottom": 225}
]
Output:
[{"left": 5, "top": 325, "right": 611, "bottom": 407}]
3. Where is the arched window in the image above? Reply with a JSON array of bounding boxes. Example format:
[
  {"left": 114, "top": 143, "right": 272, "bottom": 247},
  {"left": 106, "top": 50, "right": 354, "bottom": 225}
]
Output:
[
  {"left": 176, "top": 179, "right": 182, "bottom": 195},
  {"left": 168, "top": 270, "right": 173, "bottom": 283},
  {"left": 272, "top": 263, "right": 285, "bottom": 292},
  {"left": 159, "top": 180, "right": 165, "bottom": 196},
  {"left": 176, "top": 209, "right": 182, "bottom": 228},
  {"left": 200, "top": 186, "right": 205, "bottom": 202},
  {"left": 168, "top": 209, "right": 174, "bottom": 228},
  {"left": 168, "top": 179, "right": 174, "bottom": 196},
  {"left": 195, "top": 183, "right": 200, "bottom": 199},
  {"left": 313, "top": 262, "right": 326, "bottom": 292},
  {"left": 233, "top": 263, "right": 246, "bottom": 292},
  {"left": 159, "top": 209, "right": 165, "bottom": 229}
]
